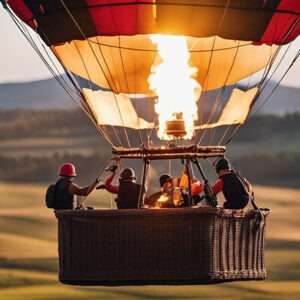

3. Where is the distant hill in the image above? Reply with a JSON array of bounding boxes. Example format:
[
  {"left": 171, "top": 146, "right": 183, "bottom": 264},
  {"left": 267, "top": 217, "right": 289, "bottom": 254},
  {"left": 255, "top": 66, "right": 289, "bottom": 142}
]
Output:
[
  {"left": 257, "top": 84, "right": 300, "bottom": 115},
  {"left": 0, "top": 78, "right": 299, "bottom": 114},
  {"left": 0, "top": 78, "right": 76, "bottom": 109}
]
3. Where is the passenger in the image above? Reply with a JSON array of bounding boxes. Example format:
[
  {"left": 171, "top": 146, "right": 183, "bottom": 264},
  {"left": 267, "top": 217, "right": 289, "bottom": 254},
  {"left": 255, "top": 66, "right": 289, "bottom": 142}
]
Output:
[
  {"left": 104, "top": 166, "right": 141, "bottom": 209},
  {"left": 53, "top": 163, "right": 100, "bottom": 210},
  {"left": 145, "top": 175, "right": 177, "bottom": 208},
  {"left": 159, "top": 174, "right": 178, "bottom": 208},
  {"left": 212, "top": 158, "right": 252, "bottom": 209}
]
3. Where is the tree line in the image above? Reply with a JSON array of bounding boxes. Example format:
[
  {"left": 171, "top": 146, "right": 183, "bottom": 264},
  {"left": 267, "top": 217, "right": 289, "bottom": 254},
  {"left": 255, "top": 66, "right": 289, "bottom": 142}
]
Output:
[
  {"left": 0, "top": 152, "right": 107, "bottom": 185},
  {"left": 0, "top": 152, "right": 299, "bottom": 187},
  {"left": 1, "top": 108, "right": 300, "bottom": 141},
  {"left": 235, "top": 113, "right": 300, "bottom": 142},
  {"left": 1, "top": 109, "right": 300, "bottom": 187},
  {"left": 0, "top": 109, "right": 96, "bottom": 140},
  {"left": 234, "top": 152, "right": 300, "bottom": 187}
]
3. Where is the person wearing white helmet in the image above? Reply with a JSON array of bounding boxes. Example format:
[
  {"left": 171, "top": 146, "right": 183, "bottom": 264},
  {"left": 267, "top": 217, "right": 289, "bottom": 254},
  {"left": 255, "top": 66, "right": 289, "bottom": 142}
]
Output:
[{"left": 103, "top": 166, "right": 141, "bottom": 209}]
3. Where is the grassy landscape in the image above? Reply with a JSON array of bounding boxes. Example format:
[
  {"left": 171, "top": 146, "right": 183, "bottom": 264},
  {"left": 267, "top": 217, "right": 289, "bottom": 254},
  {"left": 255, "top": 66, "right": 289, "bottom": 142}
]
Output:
[
  {"left": 0, "top": 109, "right": 299, "bottom": 298},
  {"left": 0, "top": 183, "right": 299, "bottom": 299}
]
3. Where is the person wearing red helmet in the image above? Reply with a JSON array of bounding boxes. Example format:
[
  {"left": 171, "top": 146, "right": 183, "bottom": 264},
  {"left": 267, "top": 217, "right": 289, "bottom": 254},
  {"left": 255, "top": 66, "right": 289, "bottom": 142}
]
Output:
[{"left": 53, "top": 163, "right": 100, "bottom": 210}]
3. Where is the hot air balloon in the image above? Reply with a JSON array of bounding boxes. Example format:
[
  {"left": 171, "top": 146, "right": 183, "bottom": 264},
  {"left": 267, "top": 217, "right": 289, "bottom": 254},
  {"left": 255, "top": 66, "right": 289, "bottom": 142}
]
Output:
[{"left": 3, "top": 0, "right": 300, "bottom": 285}]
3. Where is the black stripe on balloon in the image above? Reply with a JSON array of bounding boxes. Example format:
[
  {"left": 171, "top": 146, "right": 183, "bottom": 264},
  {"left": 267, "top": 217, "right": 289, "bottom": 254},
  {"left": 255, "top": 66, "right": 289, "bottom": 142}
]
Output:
[
  {"left": 22, "top": 1, "right": 300, "bottom": 16},
  {"left": 155, "top": 0, "right": 274, "bottom": 42},
  {"left": 20, "top": 1, "right": 300, "bottom": 45},
  {"left": 23, "top": 0, "right": 97, "bottom": 45},
  {"left": 264, "top": 0, "right": 282, "bottom": 11}
]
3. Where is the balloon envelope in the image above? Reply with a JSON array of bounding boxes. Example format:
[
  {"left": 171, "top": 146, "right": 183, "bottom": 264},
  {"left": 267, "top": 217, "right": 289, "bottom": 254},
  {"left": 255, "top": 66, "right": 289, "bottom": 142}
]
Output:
[{"left": 6, "top": 0, "right": 300, "bottom": 146}]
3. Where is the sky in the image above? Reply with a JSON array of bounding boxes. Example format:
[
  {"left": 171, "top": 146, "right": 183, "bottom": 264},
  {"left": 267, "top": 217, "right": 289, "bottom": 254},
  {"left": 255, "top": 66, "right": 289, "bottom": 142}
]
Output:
[
  {"left": 0, "top": 9, "right": 62, "bottom": 83},
  {"left": 0, "top": 8, "right": 300, "bottom": 87}
]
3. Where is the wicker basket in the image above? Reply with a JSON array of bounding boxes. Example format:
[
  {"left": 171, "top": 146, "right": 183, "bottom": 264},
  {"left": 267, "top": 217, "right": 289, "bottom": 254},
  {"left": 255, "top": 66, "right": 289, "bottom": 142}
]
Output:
[{"left": 55, "top": 207, "right": 269, "bottom": 285}]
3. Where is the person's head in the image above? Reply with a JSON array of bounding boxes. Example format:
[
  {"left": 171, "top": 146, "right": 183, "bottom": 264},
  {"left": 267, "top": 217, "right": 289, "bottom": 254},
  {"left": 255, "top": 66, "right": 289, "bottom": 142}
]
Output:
[
  {"left": 120, "top": 168, "right": 136, "bottom": 182},
  {"left": 215, "top": 158, "right": 230, "bottom": 174},
  {"left": 58, "top": 163, "right": 77, "bottom": 180},
  {"left": 159, "top": 174, "right": 173, "bottom": 192}
]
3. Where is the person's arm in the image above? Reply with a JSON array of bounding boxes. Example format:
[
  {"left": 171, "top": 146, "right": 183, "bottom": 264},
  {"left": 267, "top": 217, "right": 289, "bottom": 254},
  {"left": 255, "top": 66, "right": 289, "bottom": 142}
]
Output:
[
  {"left": 105, "top": 172, "right": 119, "bottom": 194},
  {"left": 190, "top": 180, "right": 222, "bottom": 195},
  {"left": 69, "top": 179, "right": 99, "bottom": 197},
  {"left": 212, "top": 179, "right": 224, "bottom": 195}
]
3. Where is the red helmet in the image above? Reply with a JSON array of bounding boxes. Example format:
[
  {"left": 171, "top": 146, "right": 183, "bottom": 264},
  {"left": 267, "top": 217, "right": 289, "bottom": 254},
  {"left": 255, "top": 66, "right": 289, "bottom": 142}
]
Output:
[{"left": 58, "top": 163, "right": 77, "bottom": 177}]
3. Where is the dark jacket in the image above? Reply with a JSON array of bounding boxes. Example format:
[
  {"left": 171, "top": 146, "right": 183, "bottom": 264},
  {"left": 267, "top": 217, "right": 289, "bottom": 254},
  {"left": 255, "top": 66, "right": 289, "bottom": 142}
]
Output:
[
  {"left": 54, "top": 178, "right": 75, "bottom": 210},
  {"left": 116, "top": 180, "right": 141, "bottom": 209},
  {"left": 220, "top": 172, "right": 250, "bottom": 209}
]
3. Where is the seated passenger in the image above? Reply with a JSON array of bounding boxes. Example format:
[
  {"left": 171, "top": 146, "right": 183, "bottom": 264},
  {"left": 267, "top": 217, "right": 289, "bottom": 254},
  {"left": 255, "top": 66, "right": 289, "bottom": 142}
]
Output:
[
  {"left": 145, "top": 175, "right": 172, "bottom": 208},
  {"left": 50, "top": 163, "right": 100, "bottom": 210},
  {"left": 146, "top": 173, "right": 206, "bottom": 208},
  {"left": 104, "top": 167, "right": 141, "bottom": 209},
  {"left": 212, "top": 158, "right": 252, "bottom": 209},
  {"left": 160, "top": 175, "right": 177, "bottom": 208}
]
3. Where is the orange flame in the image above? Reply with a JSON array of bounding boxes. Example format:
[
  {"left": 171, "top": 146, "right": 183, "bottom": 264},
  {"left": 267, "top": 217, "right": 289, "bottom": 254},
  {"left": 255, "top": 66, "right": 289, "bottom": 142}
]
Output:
[{"left": 148, "top": 35, "right": 201, "bottom": 140}]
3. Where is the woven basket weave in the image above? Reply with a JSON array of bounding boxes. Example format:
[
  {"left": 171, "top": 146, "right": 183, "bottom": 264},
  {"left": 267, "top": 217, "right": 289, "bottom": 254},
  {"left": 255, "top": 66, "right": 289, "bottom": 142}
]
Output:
[{"left": 55, "top": 207, "right": 269, "bottom": 285}]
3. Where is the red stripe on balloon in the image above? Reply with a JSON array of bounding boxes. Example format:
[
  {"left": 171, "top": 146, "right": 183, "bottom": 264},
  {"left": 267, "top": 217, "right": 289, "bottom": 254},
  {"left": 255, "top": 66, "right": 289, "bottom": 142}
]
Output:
[
  {"left": 85, "top": 0, "right": 154, "bottom": 35},
  {"left": 260, "top": 0, "right": 300, "bottom": 45},
  {"left": 7, "top": 0, "right": 35, "bottom": 28}
]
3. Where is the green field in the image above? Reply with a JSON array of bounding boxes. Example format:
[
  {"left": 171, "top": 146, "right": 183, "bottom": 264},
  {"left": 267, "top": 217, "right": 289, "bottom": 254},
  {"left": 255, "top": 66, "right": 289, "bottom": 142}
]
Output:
[{"left": 0, "top": 183, "right": 300, "bottom": 299}]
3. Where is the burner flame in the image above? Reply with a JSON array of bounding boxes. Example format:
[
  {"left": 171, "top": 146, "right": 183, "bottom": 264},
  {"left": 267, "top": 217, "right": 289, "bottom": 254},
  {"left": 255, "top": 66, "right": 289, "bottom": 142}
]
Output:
[{"left": 148, "top": 35, "right": 201, "bottom": 140}]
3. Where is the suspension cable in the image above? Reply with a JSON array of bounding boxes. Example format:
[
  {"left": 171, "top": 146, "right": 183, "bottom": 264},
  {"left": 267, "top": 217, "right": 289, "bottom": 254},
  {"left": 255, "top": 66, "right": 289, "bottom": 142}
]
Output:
[
  {"left": 198, "top": 40, "right": 240, "bottom": 145},
  {"left": 5, "top": 6, "right": 116, "bottom": 147},
  {"left": 223, "top": 15, "right": 300, "bottom": 145},
  {"left": 71, "top": 41, "right": 121, "bottom": 146},
  {"left": 194, "top": 0, "right": 231, "bottom": 145},
  {"left": 217, "top": 45, "right": 278, "bottom": 145},
  {"left": 7, "top": 10, "right": 79, "bottom": 102},
  {"left": 254, "top": 49, "right": 300, "bottom": 114},
  {"left": 59, "top": 0, "right": 132, "bottom": 149}
]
